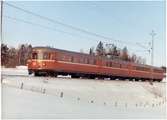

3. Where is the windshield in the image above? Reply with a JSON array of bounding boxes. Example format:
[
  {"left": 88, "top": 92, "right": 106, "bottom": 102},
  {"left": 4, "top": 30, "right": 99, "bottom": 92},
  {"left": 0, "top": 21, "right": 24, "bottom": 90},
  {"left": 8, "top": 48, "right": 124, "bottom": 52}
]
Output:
[
  {"left": 32, "top": 52, "right": 43, "bottom": 60},
  {"left": 32, "top": 52, "right": 38, "bottom": 59},
  {"left": 43, "top": 52, "right": 50, "bottom": 59}
]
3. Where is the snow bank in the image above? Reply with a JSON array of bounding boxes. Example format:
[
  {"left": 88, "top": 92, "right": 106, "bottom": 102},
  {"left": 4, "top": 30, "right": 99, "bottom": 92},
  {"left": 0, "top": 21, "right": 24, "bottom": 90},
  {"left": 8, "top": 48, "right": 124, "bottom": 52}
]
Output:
[
  {"left": 2, "top": 85, "right": 166, "bottom": 119},
  {"left": 1, "top": 67, "right": 28, "bottom": 76},
  {"left": 2, "top": 76, "right": 166, "bottom": 105},
  {"left": 1, "top": 68, "right": 166, "bottom": 118},
  {"left": 16, "top": 66, "right": 28, "bottom": 70}
]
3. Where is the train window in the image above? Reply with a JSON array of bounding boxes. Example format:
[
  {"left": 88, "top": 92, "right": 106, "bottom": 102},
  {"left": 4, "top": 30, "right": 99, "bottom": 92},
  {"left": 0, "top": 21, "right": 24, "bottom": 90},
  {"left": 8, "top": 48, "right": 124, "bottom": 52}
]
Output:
[
  {"left": 106, "top": 62, "right": 110, "bottom": 67},
  {"left": 153, "top": 69, "right": 162, "bottom": 73},
  {"left": 80, "top": 58, "right": 84, "bottom": 63},
  {"left": 106, "top": 62, "right": 108, "bottom": 66},
  {"left": 87, "top": 58, "right": 89, "bottom": 64},
  {"left": 54, "top": 53, "right": 57, "bottom": 60},
  {"left": 43, "top": 53, "right": 50, "bottom": 60},
  {"left": 93, "top": 59, "right": 96, "bottom": 65},
  {"left": 76, "top": 58, "right": 80, "bottom": 63},
  {"left": 85, "top": 58, "right": 88, "bottom": 64},
  {"left": 74, "top": 57, "right": 78, "bottom": 63},
  {"left": 69, "top": 56, "right": 72, "bottom": 61},
  {"left": 145, "top": 67, "right": 150, "bottom": 71},
  {"left": 112, "top": 62, "right": 120, "bottom": 68},
  {"left": 65, "top": 55, "right": 68, "bottom": 61},
  {"left": 122, "top": 64, "right": 127, "bottom": 68},
  {"left": 83, "top": 58, "right": 86, "bottom": 64},
  {"left": 136, "top": 66, "right": 143, "bottom": 71},
  {"left": 110, "top": 62, "right": 112, "bottom": 67},
  {"left": 71, "top": 56, "right": 74, "bottom": 62},
  {"left": 61, "top": 56, "right": 65, "bottom": 61},
  {"left": 32, "top": 53, "right": 38, "bottom": 59},
  {"left": 136, "top": 66, "right": 150, "bottom": 71},
  {"left": 50, "top": 53, "right": 55, "bottom": 60},
  {"left": 89, "top": 59, "right": 93, "bottom": 65}
]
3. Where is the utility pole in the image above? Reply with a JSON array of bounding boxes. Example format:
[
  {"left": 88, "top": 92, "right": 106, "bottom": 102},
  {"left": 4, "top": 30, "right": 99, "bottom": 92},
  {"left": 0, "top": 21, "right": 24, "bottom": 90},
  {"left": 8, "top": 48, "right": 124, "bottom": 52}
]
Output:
[
  {"left": 1, "top": 0, "right": 3, "bottom": 83},
  {"left": 150, "top": 30, "right": 156, "bottom": 66},
  {"left": 150, "top": 30, "right": 156, "bottom": 83},
  {"left": 1, "top": 0, "right": 3, "bottom": 42}
]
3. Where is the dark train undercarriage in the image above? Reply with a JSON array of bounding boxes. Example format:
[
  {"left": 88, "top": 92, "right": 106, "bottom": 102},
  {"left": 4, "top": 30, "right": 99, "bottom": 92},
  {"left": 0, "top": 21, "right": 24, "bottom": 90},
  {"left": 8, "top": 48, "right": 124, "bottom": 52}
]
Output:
[{"left": 28, "top": 69, "right": 162, "bottom": 82}]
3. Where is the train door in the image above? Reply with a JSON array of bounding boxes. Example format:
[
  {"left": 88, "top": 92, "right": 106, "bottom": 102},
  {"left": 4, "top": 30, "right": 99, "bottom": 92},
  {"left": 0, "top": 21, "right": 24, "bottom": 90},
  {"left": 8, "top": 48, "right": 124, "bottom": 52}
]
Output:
[
  {"left": 96, "top": 57, "right": 103, "bottom": 74},
  {"left": 97, "top": 57, "right": 102, "bottom": 66},
  {"left": 128, "top": 63, "right": 133, "bottom": 77}
]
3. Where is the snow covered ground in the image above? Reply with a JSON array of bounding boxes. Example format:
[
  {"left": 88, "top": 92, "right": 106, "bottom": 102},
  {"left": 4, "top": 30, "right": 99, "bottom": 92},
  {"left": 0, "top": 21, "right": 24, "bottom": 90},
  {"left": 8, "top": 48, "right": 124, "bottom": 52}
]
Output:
[
  {"left": 1, "top": 67, "right": 167, "bottom": 119},
  {"left": 1, "top": 66, "right": 28, "bottom": 76},
  {"left": 2, "top": 85, "right": 166, "bottom": 119}
]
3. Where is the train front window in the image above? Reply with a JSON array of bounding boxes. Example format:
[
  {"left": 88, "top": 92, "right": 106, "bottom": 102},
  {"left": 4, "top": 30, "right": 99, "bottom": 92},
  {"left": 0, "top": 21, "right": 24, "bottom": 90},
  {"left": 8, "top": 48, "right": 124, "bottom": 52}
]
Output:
[
  {"left": 32, "top": 52, "right": 43, "bottom": 60},
  {"left": 43, "top": 52, "right": 50, "bottom": 60},
  {"left": 32, "top": 53, "right": 38, "bottom": 59}
]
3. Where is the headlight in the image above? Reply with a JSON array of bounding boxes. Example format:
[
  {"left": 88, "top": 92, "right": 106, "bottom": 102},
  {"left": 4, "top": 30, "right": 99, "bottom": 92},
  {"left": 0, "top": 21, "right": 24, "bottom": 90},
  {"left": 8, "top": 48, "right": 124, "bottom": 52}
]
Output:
[
  {"left": 42, "top": 62, "right": 46, "bottom": 66},
  {"left": 32, "top": 62, "right": 36, "bottom": 66}
]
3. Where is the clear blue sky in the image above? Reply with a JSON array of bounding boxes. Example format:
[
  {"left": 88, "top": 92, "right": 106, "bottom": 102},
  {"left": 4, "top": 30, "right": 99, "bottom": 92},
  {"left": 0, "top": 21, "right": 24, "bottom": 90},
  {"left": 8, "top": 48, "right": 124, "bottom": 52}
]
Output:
[{"left": 3, "top": 1, "right": 166, "bottom": 67}]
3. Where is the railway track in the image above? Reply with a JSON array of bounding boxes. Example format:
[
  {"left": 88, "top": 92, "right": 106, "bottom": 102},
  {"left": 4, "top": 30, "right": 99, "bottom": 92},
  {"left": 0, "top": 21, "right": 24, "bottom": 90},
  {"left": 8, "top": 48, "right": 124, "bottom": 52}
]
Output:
[{"left": 1, "top": 74, "right": 166, "bottom": 84}]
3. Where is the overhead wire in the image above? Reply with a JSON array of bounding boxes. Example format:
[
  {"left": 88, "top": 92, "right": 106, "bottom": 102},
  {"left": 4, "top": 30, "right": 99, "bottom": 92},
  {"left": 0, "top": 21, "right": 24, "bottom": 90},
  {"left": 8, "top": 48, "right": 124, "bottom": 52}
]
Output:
[
  {"left": 5, "top": 2, "right": 139, "bottom": 46},
  {"left": 5, "top": 16, "right": 149, "bottom": 60},
  {"left": 4, "top": 15, "right": 100, "bottom": 42}
]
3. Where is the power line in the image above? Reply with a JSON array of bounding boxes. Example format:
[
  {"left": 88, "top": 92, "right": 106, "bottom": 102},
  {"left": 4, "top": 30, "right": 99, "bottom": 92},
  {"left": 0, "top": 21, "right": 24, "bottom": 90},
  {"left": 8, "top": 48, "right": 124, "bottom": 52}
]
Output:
[
  {"left": 5, "top": 15, "right": 144, "bottom": 53},
  {"left": 4, "top": 15, "right": 99, "bottom": 42},
  {"left": 5, "top": 16, "right": 151, "bottom": 65},
  {"left": 150, "top": 30, "right": 156, "bottom": 66},
  {"left": 5, "top": 2, "right": 138, "bottom": 46}
]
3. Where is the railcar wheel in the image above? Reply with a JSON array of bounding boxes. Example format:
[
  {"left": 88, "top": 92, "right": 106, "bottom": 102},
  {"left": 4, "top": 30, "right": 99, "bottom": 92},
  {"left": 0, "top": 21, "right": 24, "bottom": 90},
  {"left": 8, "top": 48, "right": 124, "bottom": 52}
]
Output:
[
  {"left": 71, "top": 75, "right": 80, "bottom": 78},
  {"left": 98, "top": 76, "right": 104, "bottom": 80},
  {"left": 128, "top": 78, "right": 133, "bottom": 81},
  {"left": 28, "top": 70, "right": 33, "bottom": 75},
  {"left": 155, "top": 79, "right": 161, "bottom": 82},
  {"left": 141, "top": 79, "right": 146, "bottom": 82},
  {"left": 158, "top": 80, "right": 162, "bottom": 82},
  {"left": 47, "top": 72, "right": 55, "bottom": 77},
  {"left": 34, "top": 72, "right": 40, "bottom": 76},
  {"left": 110, "top": 77, "right": 114, "bottom": 80},
  {"left": 88, "top": 75, "right": 95, "bottom": 79}
]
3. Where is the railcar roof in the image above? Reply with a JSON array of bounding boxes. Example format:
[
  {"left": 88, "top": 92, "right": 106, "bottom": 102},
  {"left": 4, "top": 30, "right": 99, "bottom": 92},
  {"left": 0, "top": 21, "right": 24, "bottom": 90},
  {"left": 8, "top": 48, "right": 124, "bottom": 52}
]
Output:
[
  {"left": 33, "top": 46, "right": 163, "bottom": 70},
  {"left": 33, "top": 46, "right": 95, "bottom": 57}
]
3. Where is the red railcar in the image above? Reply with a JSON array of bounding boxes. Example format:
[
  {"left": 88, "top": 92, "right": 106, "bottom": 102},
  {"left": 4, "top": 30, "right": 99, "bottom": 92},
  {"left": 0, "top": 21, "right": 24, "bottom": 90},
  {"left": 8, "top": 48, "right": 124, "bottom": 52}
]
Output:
[{"left": 27, "top": 47, "right": 165, "bottom": 82}]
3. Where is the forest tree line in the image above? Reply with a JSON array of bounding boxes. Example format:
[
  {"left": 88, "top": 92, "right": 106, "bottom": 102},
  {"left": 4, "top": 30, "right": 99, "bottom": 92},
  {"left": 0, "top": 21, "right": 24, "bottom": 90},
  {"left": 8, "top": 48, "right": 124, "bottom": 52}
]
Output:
[
  {"left": 1, "top": 43, "right": 32, "bottom": 67},
  {"left": 1, "top": 42, "right": 146, "bottom": 68},
  {"left": 90, "top": 41, "right": 146, "bottom": 64}
]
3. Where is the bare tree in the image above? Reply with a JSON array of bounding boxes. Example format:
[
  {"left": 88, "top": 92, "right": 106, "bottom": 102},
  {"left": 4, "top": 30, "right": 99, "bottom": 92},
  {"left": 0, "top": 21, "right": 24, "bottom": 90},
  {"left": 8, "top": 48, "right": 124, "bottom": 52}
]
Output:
[
  {"left": 1, "top": 44, "right": 9, "bottom": 66},
  {"left": 136, "top": 56, "right": 142, "bottom": 64},
  {"left": 96, "top": 41, "right": 105, "bottom": 56},
  {"left": 89, "top": 47, "right": 95, "bottom": 55},
  {"left": 25, "top": 44, "right": 32, "bottom": 62},
  {"left": 161, "top": 66, "right": 166, "bottom": 72},
  {"left": 7, "top": 47, "right": 18, "bottom": 67},
  {"left": 18, "top": 44, "right": 26, "bottom": 65},
  {"left": 131, "top": 54, "right": 137, "bottom": 62},
  {"left": 121, "top": 47, "right": 129, "bottom": 61},
  {"left": 18, "top": 44, "right": 32, "bottom": 65}
]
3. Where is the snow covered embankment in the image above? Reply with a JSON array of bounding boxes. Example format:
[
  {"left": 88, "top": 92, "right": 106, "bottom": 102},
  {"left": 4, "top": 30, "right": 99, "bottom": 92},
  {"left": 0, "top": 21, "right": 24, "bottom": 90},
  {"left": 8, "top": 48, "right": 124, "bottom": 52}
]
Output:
[
  {"left": 1, "top": 67, "right": 166, "bottom": 118},
  {"left": 2, "top": 75, "right": 166, "bottom": 107},
  {"left": 1, "top": 66, "right": 28, "bottom": 76}
]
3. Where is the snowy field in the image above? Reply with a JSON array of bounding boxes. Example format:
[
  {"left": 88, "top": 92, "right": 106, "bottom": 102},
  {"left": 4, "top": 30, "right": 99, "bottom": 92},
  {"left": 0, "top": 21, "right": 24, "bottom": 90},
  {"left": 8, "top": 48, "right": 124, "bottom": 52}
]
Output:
[
  {"left": 1, "top": 66, "right": 28, "bottom": 76},
  {"left": 1, "top": 67, "right": 167, "bottom": 119}
]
